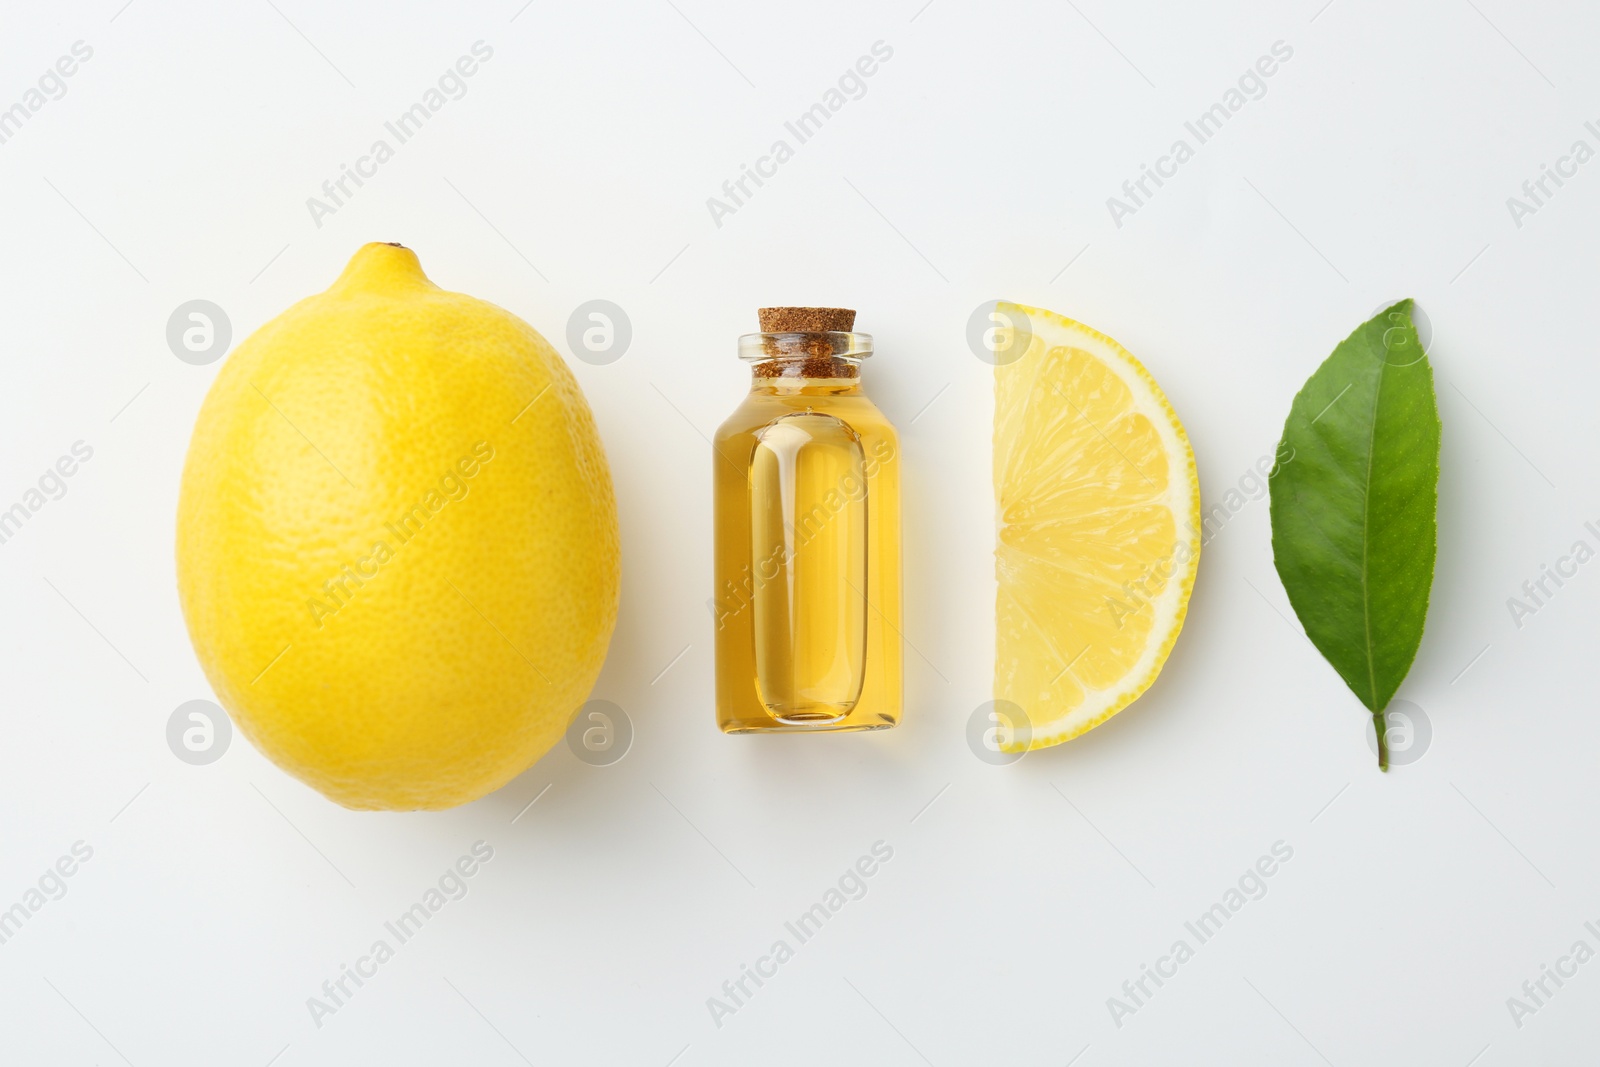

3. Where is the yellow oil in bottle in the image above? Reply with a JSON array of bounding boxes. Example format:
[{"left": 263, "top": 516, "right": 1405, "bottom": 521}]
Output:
[{"left": 713, "top": 314, "right": 901, "bottom": 732}]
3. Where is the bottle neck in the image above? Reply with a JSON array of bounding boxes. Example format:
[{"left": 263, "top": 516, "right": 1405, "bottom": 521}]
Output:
[
  {"left": 749, "top": 355, "right": 863, "bottom": 395},
  {"left": 739, "top": 330, "right": 872, "bottom": 395}
]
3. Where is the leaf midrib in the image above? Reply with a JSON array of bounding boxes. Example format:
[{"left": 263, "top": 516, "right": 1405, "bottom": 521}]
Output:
[{"left": 1358, "top": 354, "right": 1385, "bottom": 710}]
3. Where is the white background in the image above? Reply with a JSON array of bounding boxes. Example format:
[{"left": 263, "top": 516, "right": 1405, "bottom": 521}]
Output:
[{"left": 1, "top": 1, "right": 1596, "bottom": 1064}]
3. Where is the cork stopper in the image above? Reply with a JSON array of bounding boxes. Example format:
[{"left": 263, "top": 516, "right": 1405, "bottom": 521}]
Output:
[
  {"left": 751, "top": 307, "right": 863, "bottom": 378},
  {"left": 758, "top": 307, "right": 856, "bottom": 333}
]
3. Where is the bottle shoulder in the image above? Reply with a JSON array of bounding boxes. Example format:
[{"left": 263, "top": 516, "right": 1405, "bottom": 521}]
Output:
[{"left": 717, "top": 391, "right": 897, "bottom": 439}]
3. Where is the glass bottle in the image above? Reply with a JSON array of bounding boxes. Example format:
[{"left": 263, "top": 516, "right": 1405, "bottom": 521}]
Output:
[{"left": 712, "top": 308, "right": 902, "bottom": 733}]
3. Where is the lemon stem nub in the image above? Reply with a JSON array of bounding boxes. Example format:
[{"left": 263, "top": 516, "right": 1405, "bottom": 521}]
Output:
[{"left": 329, "top": 242, "right": 435, "bottom": 294}]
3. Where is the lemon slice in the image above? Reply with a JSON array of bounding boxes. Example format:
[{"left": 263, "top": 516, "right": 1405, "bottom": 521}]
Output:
[{"left": 993, "top": 302, "right": 1200, "bottom": 750}]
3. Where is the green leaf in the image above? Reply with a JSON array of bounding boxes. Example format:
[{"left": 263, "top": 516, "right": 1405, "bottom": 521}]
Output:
[{"left": 1268, "top": 300, "right": 1441, "bottom": 770}]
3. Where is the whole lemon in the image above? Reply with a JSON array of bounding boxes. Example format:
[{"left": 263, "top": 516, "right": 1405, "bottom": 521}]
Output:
[{"left": 176, "top": 243, "right": 620, "bottom": 810}]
